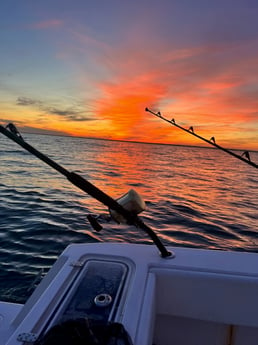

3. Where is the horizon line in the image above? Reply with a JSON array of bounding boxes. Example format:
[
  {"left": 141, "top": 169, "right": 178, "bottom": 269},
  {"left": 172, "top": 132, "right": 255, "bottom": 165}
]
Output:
[{"left": 20, "top": 129, "right": 258, "bottom": 154}]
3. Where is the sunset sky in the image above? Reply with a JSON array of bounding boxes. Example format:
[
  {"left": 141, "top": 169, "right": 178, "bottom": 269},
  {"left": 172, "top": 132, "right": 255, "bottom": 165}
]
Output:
[{"left": 1, "top": 0, "right": 258, "bottom": 150}]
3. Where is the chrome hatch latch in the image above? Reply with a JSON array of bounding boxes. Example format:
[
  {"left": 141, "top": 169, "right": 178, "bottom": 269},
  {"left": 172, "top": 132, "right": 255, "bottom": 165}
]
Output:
[{"left": 17, "top": 332, "right": 38, "bottom": 343}]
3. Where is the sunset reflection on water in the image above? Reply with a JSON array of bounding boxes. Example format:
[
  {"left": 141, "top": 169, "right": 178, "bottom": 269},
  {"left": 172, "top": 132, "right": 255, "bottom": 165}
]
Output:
[{"left": 1, "top": 133, "right": 257, "bottom": 252}]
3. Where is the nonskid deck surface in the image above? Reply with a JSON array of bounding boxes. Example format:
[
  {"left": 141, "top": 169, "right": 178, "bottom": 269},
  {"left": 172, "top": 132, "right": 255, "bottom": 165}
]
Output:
[{"left": 1, "top": 243, "right": 258, "bottom": 345}]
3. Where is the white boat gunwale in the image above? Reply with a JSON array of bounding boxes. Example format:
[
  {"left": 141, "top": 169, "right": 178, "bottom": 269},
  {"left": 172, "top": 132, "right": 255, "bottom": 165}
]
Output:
[{"left": 1, "top": 243, "right": 258, "bottom": 345}]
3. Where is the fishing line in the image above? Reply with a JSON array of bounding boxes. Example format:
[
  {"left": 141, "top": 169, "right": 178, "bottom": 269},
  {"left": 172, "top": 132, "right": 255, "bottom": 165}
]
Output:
[
  {"left": 0, "top": 123, "right": 172, "bottom": 258},
  {"left": 145, "top": 108, "right": 258, "bottom": 169}
]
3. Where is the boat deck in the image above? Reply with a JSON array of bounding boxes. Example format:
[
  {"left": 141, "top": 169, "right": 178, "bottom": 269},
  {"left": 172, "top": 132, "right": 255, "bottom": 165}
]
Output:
[{"left": 1, "top": 243, "right": 258, "bottom": 345}]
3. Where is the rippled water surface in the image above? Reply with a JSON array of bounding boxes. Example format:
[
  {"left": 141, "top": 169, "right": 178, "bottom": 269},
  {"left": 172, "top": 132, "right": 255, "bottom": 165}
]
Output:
[{"left": 0, "top": 133, "right": 257, "bottom": 303}]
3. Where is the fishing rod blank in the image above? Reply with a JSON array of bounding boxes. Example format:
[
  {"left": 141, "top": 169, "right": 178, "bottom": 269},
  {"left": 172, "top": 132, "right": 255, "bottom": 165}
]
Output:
[
  {"left": 0, "top": 123, "right": 172, "bottom": 258},
  {"left": 146, "top": 108, "right": 258, "bottom": 169}
]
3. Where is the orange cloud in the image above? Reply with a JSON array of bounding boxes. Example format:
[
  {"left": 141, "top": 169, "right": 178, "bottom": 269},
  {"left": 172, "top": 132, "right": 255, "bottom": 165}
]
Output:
[
  {"left": 78, "top": 38, "right": 257, "bottom": 149},
  {"left": 92, "top": 79, "right": 167, "bottom": 140}
]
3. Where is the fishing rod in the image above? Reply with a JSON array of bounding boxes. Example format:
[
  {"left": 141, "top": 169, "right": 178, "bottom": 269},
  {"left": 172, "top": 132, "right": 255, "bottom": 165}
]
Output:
[
  {"left": 0, "top": 123, "right": 172, "bottom": 258},
  {"left": 146, "top": 108, "right": 258, "bottom": 169}
]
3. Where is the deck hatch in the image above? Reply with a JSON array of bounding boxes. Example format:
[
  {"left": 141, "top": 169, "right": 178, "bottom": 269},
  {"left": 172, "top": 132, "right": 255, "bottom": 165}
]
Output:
[{"left": 51, "top": 259, "right": 128, "bottom": 325}]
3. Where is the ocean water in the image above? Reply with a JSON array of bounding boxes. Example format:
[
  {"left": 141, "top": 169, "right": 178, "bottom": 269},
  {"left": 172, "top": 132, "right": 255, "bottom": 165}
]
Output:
[{"left": 0, "top": 133, "right": 257, "bottom": 303}]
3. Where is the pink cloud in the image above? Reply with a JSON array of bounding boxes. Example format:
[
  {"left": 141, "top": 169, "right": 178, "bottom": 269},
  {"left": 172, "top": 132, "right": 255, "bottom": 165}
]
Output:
[{"left": 31, "top": 19, "right": 63, "bottom": 30}]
